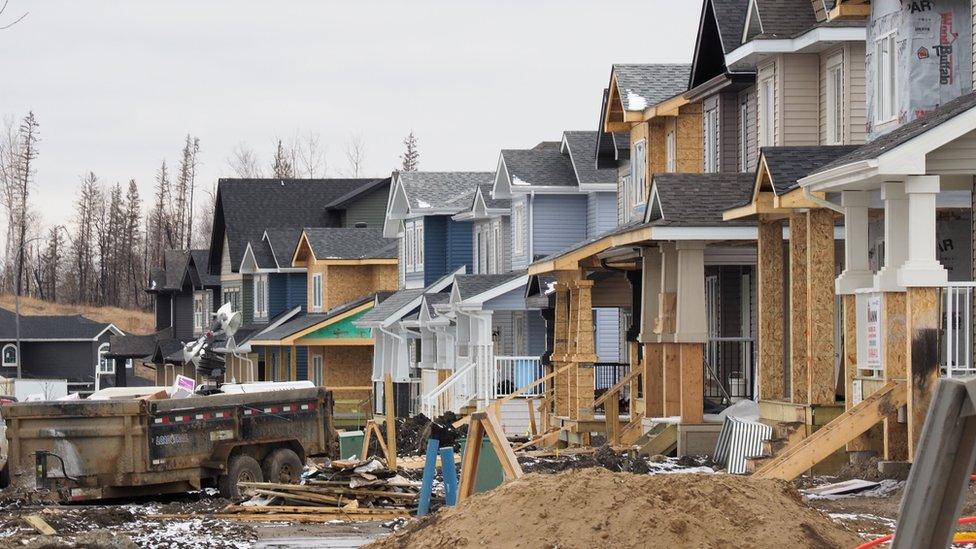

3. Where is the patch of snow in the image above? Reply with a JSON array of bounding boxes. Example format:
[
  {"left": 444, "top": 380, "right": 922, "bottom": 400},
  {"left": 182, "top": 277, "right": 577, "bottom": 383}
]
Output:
[
  {"left": 511, "top": 176, "right": 531, "bottom": 186},
  {"left": 827, "top": 512, "right": 897, "bottom": 528},
  {"left": 416, "top": 200, "right": 432, "bottom": 208},
  {"left": 544, "top": 281, "right": 557, "bottom": 295},
  {"left": 804, "top": 479, "right": 904, "bottom": 501},
  {"left": 718, "top": 399, "right": 760, "bottom": 422},
  {"left": 626, "top": 89, "right": 648, "bottom": 111}
]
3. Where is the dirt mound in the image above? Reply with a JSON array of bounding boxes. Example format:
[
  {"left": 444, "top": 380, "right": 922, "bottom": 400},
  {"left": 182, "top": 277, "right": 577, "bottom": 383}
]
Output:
[{"left": 368, "top": 469, "right": 862, "bottom": 549}]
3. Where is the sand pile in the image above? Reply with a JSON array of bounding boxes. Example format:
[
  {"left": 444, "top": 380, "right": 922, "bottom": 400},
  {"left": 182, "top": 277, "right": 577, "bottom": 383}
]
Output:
[{"left": 368, "top": 469, "right": 862, "bottom": 549}]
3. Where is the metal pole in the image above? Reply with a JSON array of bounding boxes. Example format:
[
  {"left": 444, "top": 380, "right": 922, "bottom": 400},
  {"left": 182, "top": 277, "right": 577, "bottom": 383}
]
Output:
[{"left": 15, "top": 244, "right": 23, "bottom": 379}]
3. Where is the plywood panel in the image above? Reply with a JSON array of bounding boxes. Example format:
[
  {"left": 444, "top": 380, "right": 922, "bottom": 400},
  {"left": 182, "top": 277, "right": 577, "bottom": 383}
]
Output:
[
  {"left": 322, "top": 346, "right": 373, "bottom": 403},
  {"left": 882, "top": 292, "right": 908, "bottom": 461},
  {"left": 805, "top": 209, "right": 836, "bottom": 405},
  {"left": 789, "top": 213, "right": 809, "bottom": 403},
  {"left": 663, "top": 343, "right": 681, "bottom": 416},
  {"left": 644, "top": 343, "right": 664, "bottom": 417},
  {"left": 758, "top": 218, "right": 785, "bottom": 400},
  {"left": 906, "top": 287, "right": 940, "bottom": 461},
  {"left": 679, "top": 343, "right": 704, "bottom": 424},
  {"left": 677, "top": 102, "right": 704, "bottom": 173},
  {"left": 844, "top": 295, "right": 879, "bottom": 453}
]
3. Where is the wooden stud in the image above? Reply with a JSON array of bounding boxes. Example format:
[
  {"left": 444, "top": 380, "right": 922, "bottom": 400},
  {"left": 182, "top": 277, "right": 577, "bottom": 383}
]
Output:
[
  {"left": 605, "top": 396, "right": 620, "bottom": 445},
  {"left": 290, "top": 346, "right": 297, "bottom": 381},
  {"left": 758, "top": 218, "right": 785, "bottom": 400},
  {"left": 628, "top": 342, "right": 641, "bottom": 416},
  {"left": 384, "top": 374, "right": 397, "bottom": 469},
  {"left": 457, "top": 417, "right": 484, "bottom": 502},
  {"left": 882, "top": 292, "right": 909, "bottom": 461},
  {"left": 679, "top": 343, "right": 704, "bottom": 424},
  {"left": 23, "top": 515, "right": 56, "bottom": 536},
  {"left": 526, "top": 398, "right": 537, "bottom": 437},
  {"left": 481, "top": 412, "right": 524, "bottom": 480},
  {"left": 906, "top": 287, "right": 940, "bottom": 461},
  {"left": 278, "top": 347, "right": 285, "bottom": 382},
  {"left": 806, "top": 209, "right": 836, "bottom": 405},
  {"left": 644, "top": 343, "right": 664, "bottom": 417},
  {"left": 789, "top": 213, "right": 809, "bottom": 403},
  {"left": 663, "top": 343, "right": 681, "bottom": 416}
]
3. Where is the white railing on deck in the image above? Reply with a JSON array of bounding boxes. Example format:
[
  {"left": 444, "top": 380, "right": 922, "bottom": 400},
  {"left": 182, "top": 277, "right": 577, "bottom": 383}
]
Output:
[
  {"left": 942, "top": 283, "right": 976, "bottom": 379},
  {"left": 421, "top": 360, "right": 477, "bottom": 418},
  {"left": 407, "top": 377, "right": 422, "bottom": 416},
  {"left": 492, "top": 356, "right": 544, "bottom": 399}
]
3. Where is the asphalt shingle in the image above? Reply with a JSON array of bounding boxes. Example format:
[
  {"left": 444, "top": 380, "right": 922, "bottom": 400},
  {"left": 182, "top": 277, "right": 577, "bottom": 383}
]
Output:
[
  {"left": 752, "top": 0, "right": 818, "bottom": 38},
  {"left": 651, "top": 172, "right": 756, "bottom": 225},
  {"left": 710, "top": 0, "right": 751, "bottom": 53},
  {"left": 562, "top": 131, "right": 616, "bottom": 185},
  {"left": 613, "top": 64, "right": 692, "bottom": 111},
  {"left": 398, "top": 172, "right": 494, "bottom": 212},
  {"left": 356, "top": 288, "right": 426, "bottom": 324},
  {"left": 453, "top": 271, "right": 526, "bottom": 301},
  {"left": 263, "top": 228, "right": 304, "bottom": 268},
  {"left": 0, "top": 308, "right": 114, "bottom": 340},
  {"left": 303, "top": 228, "right": 396, "bottom": 260},
  {"left": 501, "top": 147, "right": 577, "bottom": 187},
  {"left": 762, "top": 145, "right": 861, "bottom": 195}
]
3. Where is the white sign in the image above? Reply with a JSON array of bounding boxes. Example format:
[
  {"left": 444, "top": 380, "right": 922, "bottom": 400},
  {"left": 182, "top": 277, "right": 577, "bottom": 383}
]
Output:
[{"left": 865, "top": 295, "right": 882, "bottom": 368}]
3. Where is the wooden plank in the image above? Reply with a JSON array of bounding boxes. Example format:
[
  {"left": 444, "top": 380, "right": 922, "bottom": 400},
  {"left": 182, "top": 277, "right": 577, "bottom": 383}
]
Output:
[
  {"left": 619, "top": 415, "right": 645, "bottom": 445},
  {"left": 526, "top": 398, "right": 537, "bottom": 437},
  {"left": 662, "top": 343, "right": 681, "bottom": 416},
  {"left": 758, "top": 218, "right": 785, "bottom": 400},
  {"left": 644, "top": 343, "right": 664, "bottom": 417},
  {"left": 23, "top": 514, "right": 56, "bottom": 536},
  {"left": 678, "top": 343, "right": 704, "bottom": 424},
  {"left": 628, "top": 342, "right": 641, "bottom": 416},
  {"left": 481, "top": 412, "right": 524, "bottom": 480},
  {"left": 290, "top": 345, "right": 297, "bottom": 381},
  {"left": 805, "top": 209, "right": 836, "bottom": 405},
  {"left": 638, "top": 423, "right": 678, "bottom": 456},
  {"left": 384, "top": 374, "right": 396, "bottom": 469},
  {"left": 223, "top": 505, "right": 409, "bottom": 515},
  {"left": 906, "top": 287, "right": 940, "bottom": 461},
  {"left": 882, "top": 291, "right": 909, "bottom": 461},
  {"left": 605, "top": 397, "right": 620, "bottom": 445},
  {"left": 457, "top": 416, "right": 484, "bottom": 502},
  {"left": 592, "top": 366, "right": 642, "bottom": 407},
  {"left": 753, "top": 381, "right": 907, "bottom": 480},
  {"left": 789, "top": 213, "right": 808, "bottom": 403}
]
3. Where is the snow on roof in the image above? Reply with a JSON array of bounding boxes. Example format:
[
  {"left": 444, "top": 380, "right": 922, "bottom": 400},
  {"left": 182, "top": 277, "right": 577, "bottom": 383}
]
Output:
[
  {"left": 512, "top": 176, "right": 531, "bottom": 186},
  {"left": 626, "top": 90, "right": 648, "bottom": 111}
]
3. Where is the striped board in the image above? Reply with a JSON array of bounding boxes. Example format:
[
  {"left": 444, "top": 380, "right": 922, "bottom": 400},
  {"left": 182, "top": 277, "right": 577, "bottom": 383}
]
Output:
[{"left": 713, "top": 416, "right": 772, "bottom": 474}]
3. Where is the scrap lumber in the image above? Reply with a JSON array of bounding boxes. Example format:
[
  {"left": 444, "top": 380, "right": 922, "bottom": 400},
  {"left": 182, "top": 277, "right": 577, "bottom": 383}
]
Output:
[
  {"left": 384, "top": 374, "right": 397, "bottom": 469},
  {"left": 753, "top": 381, "right": 907, "bottom": 480},
  {"left": 23, "top": 514, "right": 56, "bottom": 536},
  {"left": 638, "top": 423, "right": 678, "bottom": 456},
  {"left": 453, "top": 363, "right": 573, "bottom": 428}
]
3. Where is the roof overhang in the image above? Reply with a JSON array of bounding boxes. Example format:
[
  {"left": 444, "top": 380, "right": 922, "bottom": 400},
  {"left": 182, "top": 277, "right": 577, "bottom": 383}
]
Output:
[
  {"left": 355, "top": 266, "right": 464, "bottom": 328},
  {"left": 250, "top": 303, "right": 372, "bottom": 346},
  {"left": 457, "top": 274, "right": 530, "bottom": 309},
  {"left": 726, "top": 25, "right": 866, "bottom": 66}
]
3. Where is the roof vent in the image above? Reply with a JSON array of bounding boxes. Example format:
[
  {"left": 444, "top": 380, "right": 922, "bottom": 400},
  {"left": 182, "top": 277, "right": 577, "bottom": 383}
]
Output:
[{"left": 354, "top": 222, "right": 368, "bottom": 228}]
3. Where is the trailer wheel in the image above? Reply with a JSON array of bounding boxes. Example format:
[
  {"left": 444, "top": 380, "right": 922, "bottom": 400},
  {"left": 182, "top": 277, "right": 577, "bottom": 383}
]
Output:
[
  {"left": 262, "top": 448, "right": 304, "bottom": 484},
  {"left": 219, "top": 455, "right": 263, "bottom": 499}
]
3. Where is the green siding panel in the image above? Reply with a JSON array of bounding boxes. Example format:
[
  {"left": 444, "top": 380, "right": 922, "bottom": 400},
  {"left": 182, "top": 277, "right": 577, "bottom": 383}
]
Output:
[{"left": 302, "top": 309, "right": 371, "bottom": 340}]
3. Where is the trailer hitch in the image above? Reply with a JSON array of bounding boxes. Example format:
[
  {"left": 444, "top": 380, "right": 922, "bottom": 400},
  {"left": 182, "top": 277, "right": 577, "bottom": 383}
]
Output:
[{"left": 35, "top": 450, "right": 78, "bottom": 489}]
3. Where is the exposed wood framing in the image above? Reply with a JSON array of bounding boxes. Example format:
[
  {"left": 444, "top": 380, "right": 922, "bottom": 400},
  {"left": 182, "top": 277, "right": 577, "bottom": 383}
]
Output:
[
  {"left": 572, "top": 279, "right": 597, "bottom": 421},
  {"left": 384, "top": 374, "right": 397, "bottom": 469},
  {"left": 553, "top": 284, "right": 570, "bottom": 417},
  {"left": 663, "top": 343, "right": 681, "bottom": 416},
  {"left": 758, "top": 218, "right": 785, "bottom": 400},
  {"left": 644, "top": 343, "right": 664, "bottom": 417},
  {"left": 679, "top": 343, "right": 704, "bottom": 424},
  {"left": 906, "top": 287, "right": 940, "bottom": 461},
  {"left": 789, "top": 213, "right": 809, "bottom": 403},
  {"left": 805, "top": 209, "right": 836, "bottom": 405},
  {"left": 882, "top": 292, "right": 909, "bottom": 461}
]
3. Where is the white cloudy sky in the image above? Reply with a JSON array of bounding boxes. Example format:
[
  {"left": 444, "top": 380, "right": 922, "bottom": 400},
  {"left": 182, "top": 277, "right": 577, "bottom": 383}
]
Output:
[{"left": 0, "top": 0, "right": 701, "bottom": 226}]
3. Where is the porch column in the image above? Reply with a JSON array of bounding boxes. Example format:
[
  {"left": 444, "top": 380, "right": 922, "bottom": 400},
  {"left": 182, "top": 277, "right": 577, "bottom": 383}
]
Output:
[
  {"left": 882, "top": 292, "right": 909, "bottom": 460},
  {"left": 566, "top": 280, "right": 580, "bottom": 420},
  {"left": 638, "top": 247, "right": 660, "bottom": 342},
  {"left": 471, "top": 310, "right": 493, "bottom": 407},
  {"left": 835, "top": 191, "right": 874, "bottom": 293},
  {"left": 571, "top": 279, "right": 597, "bottom": 421},
  {"left": 643, "top": 343, "right": 664, "bottom": 417},
  {"left": 757, "top": 218, "right": 785, "bottom": 400},
  {"left": 674, "top": 241, "right": 705, "bottom": 424},
  {"left": 898, "top": 175, "right": 948, "bottom": 287},
  {"left": 875, "top": 182, "right": 909, "bottom": 290},
  {"left": 789, "top": 213, "right": 809, "bottom": 403},
  {"left": 806, "top": 208, "right": 836, "bottom": 405},
  {"left": 658, "top": 244, "right": 681, "bottom": 416},
  {"left": 640, "top": 247, "right": 663, "bottom": 419}
]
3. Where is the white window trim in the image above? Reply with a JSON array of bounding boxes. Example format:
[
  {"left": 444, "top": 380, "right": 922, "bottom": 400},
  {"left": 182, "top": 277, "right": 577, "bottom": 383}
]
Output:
[
  {"left": 512, "top": 202, "right": 525, "bottom": 254},
  {"left": 759, "top": 77, "right": 775, "bottom": 147},
  {"left": 631, "top": 139, "right": 647, "bottom": 212},
  {"left": 311, "top": 272, "right": 324, "bottom": 311},
  {"left": 416, "top": 223, "right": 424, "bottom": 269},
  {"left": 490, "top": 224, "right": 499, "bottom": 274},
  {"left": 874, "top": 31, "right": 898, "bottom": 124},
  {"left": 826, "top": 52, "right": 844, "bottom": 145},
  {"left": 253, "top": 274, "right": 269, "bottom": 319},
  {"left": 738, "top": 97, "right": 749, "bottom": 170},
  {"left": 665, "top": 131, "right": 676, "bottom": 173},
  {"left": 704, "top": 108, "right": 719, "bottom": 172},
  {"left": 311, "top": 354, "right": 324, "bottom": 386},
  {"left": 2, "top": 343, "right": 16, "bottom": 367},
  {"left": 97, "top": 342, "right": 114, "bottom": 374}
]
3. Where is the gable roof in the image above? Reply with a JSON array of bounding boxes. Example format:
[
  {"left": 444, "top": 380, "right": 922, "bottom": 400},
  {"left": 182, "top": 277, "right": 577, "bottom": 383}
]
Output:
[
  {"left": 612, "top": 64, "right": 692, "bottom": 112},
  {"left": 452, "top": 270, "right": 527, "bottom": 301},
  {"left": 648, "top": 173, "right": 756, "bottom": 225},
  {"left": 208, "top": 178, "right": 378, "bottom": 274},
  {"left": 149, "top": 250, "right": 189, "bottom": 292},
  {"left": 690, "top": 0, "right": 754, "bottom": 88},
  {"left": 561, "top": 131, "right": 616, "bottom": 186},
  {"left": 263, "top": 228, "right": 304, "bottom": 269},
  {"left": 501, "top": 146, "right": 577, "bottom": 187},
  {"left": 396, "top": 172, "right": 493, "bottom": 212},
  {"left": 324, "top": 177, "right": 391, "bottom": 209},
  {"left": 711, "top": 0, "right": 751, "bottom": 54},
  {"left": 762, "top": 145, "right": 860, "bottom": 195},
  {"left": 186, "top": 249, "right": 219, "bottom": 287},
  {"left": 302, "top": 228, "right": 397, "bottom": 261},
  {"left": 751, "top": 0, "right": 818, "bottom": 40},
  {"left": 0, "top": 308, "right": 120, "bottom": 341},
  {"left": 355, "top": 266, "right": 463, "bottom": 326}
]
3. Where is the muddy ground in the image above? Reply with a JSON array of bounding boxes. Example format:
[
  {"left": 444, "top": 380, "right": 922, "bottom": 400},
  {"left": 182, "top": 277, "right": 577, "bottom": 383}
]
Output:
[{"left": 0, "top": 451, "right": 961, "bottom": 548}]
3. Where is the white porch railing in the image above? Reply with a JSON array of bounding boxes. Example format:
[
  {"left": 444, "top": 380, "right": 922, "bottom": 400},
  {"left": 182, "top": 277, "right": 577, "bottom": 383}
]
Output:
[
  {"left": 421, "top": 360, "right": 477, "bottom": 418},
  {"left": 491, "top": 356, "right": 544, "bottom": 398},
  {"left": 942, "top": 283, "right": 976, "bottom": 378}
]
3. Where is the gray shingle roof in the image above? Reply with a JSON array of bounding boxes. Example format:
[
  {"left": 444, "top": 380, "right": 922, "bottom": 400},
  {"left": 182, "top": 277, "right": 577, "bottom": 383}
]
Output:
[
  {"left": 398, "top": 172, "right": 494, "bottom": 212},
  {"left": 453, "top": 270, "right": 526, "bottom": 301},
  {"left": 213, "top": 178, "right": 378, "bottom": 273},
  {"left": 106, "top": 328, "right": 173, "bottom": 359},
  {"left": 246, "top": 238, "right": 277, "bottom": 270},
  {"left": 651, "top": 172, "right": 756, "bottom": 225},
  {"left": 501, "top": 147, "right": 577, "bottom": 187},
  {"left": 356, "top": 288, "right": 426, "bottom": 324},
  {"left": 753, "top": 0, "right": 818, "bottom": 39},
  {"left": 421, "top": 293, "right": 450, "bottom": 317},
  {"left": 187, "top": 250, "right": 219, "bottom": 287},
  {"left": 711, "top": 0, "right": 751, "bottom": 54},
  {"left": 151, "top": 249, "right": 217, "bottom": 291},
  {"left": 811, "top": 91, "right": 976, "bottom": 177},
  {"left": 479, "top": 184, "right": 510, "bottom": 210},
  {"left": 762, "top": 145, "right": 861, "bottom": 195},
  {"left": 264, "top": 228, "right": 304, "bottom": 268},
  {"left": 563, "top": 131, "right": 616, "bottom": 185},
  {"left": 0, "top": 308, "right": 115, "bottom": 340},
  {"left": 613, "top": 64, "right": 692, "bottom": 111},
  {"left": 303, "top": 227, "right": 396, "bottom": 260}
]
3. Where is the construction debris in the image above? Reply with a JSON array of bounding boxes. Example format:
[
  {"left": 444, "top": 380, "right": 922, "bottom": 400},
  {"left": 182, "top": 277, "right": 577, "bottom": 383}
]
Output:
[{"left": 367, "top": 469, "right": 863, "bottom": 549}]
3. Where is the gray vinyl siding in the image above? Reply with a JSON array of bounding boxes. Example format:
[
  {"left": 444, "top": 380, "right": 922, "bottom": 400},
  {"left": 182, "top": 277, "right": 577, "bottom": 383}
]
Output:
[
  {"left": 16, "top": 340, "right": 103, "bottom": 385},
  {"left": 531, "top": 194, "right": 588, "bottom": 260},
  {"left": 154, "top": 293, "right": 172, "bottom": 331},
  {"left": 719, "top": 93, "right": 739, "bottom": 172},
  {"left": 739, "top": 86, "right": 758, "bottom": 172},
  {"left": 483, "top": 285, "right": 529, "bottom": 311},
  {"left": 492, "top": 310, "right": 515, "bottom": 355},
  {"left": 343, "top": 186, "right": 389, "bottom": 228},
  {"left": 511, "top": 195, "right": 529, "bottom": 271},
  {"left": 242, "top": 274, "right": 254, "bottom": 325},
  {"left": 616, "top": 158, "right": 631, "bottom": 226},
  {"left": 472, "top": 219, "right": 492, "bottom": 274},
  {"left": 527, "top": 311, "right": 546, "bottom": 355},
  {"left": 494, "top": 217, "right": 512, "bottom": 273},
  {"left": 587, "top": 192, "right": 617, "bottom": 239},
  {"left": 172, "top": 293, "right": 194, "bottom": 341},
  {"left": 594, "top": 307, "right": 621, "bottom": 363}
]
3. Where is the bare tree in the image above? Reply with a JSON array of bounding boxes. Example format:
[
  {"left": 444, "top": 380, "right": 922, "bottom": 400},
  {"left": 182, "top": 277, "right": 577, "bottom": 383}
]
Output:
[
  {"left": 344, "top": 133, "right": 367, "bottom": 178},
  {"left": 173, "top": 134, "right": 200, "bottom": 248},
  {"left": 147, "top": 160, "right": 172, "bottom": 269},
  {"left": 292, "top": 131, "right": 328, "bottom": 178},
  {"left": 399, "top": 130, "right": 419, "bottom": 172},
  {"left": 0, "top": 0, "right": 28, "bottom": 30},
  {"left": 71, "top": 172, "right": 101, "bottom": 303},
  {"left": 13, "top": 112, "right": 38, "bottom": 300},
  {"left": 270, "top": 139, "right": 295, "bottom": 179},
  {"left": 227, "top": 142, "right": 263, "bottom": 178},
  {"left": 0, "top": 116, "right": 19, "bottom": 290}
]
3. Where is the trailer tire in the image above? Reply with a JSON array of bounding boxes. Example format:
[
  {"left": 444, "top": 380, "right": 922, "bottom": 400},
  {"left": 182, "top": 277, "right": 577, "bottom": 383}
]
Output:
[
  {"left": 262, "top": 448, "right": 304, "bottom": 485},
  {"left": 219, "top": 454, "right": 263, "bottom": 499}
]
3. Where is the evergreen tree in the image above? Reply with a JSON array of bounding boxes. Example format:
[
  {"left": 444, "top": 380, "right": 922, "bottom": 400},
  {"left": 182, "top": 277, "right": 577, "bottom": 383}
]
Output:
[{"left": 399, "top": 130, "right": 419, "bottom": 172}]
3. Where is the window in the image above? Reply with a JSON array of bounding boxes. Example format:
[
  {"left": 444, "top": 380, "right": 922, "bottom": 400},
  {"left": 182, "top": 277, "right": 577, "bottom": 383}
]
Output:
[
  {"left": 620, "top": 175, "right": 633, "bottom": 222},
  {"left": 193, "top": 291, "right": 212, "bottom": 334},
  {"left": 416, "top": 223, "right": 424, "bottom": 269},
  {"left": 875, "top": 32, "right": 897, "bottom": 123},
  {"left": 490, "top": 224, "right": 499, "bottom": 274},
  {"left": 253, "top": 274, "right": 269, "bottom": 318},
  {"left": 404, "top": 223, "right": 414, "bottom": 272},
  {"left": 311, "top": 354, "right": 324, "bottom": 386},
  {"left": 826, "top": 54, "right": 844, "bottom": 144},
  {"left": 703, "top": 108, "right": 719, "bottom": 172},
  {"left": 311, "top": 272, "right": 323, "bottom": 311},
  {"left": 97, "top": 343, "right": 113, "bottom": 375},
  {"left": 665, "top": 131, "right": 676, "bottom": 173},
  {"left": 759, "top": 78, "right": 774, "bottom": 147},
  {"left": 512, "top": 202, "right": 525, "bottom": 254},
  {"left": 738, "top": 97, "right": 749, "bottom": 171},
  {"left": 2, "top": 344, "right": 16, "bottom": 367},
  {"left": 223, "top": 287, "right": 241, "bottom": 313},
  {"left": 404, "top": 220, "right": 424, "bottom": 273},
  {"left": 631, "top": 139, "right": 647, "bottom": 211}
]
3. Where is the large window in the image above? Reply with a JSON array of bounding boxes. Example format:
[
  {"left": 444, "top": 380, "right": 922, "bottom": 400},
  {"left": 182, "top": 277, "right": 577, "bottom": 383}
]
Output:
[
  {"left": 512, "top": 202, "right": 526, "bottom": 254},
  {"left": 2, "top": 344, "right": 16, "bottom": 367},
  {"left": 253, "top": 274, "right": 269, "bottom": 319},
  {"left": 665, "top": 131, "right": 676, "bottom": 173},
  {"left": 97, "top": 343, "right": 113, "bottom": 375},
  {"left": 404, "top": 219, "right": 424, "bottom": 273},
  {"left": 826, "top": 53, "right": 844, "bottom": 144},
  {"left": 759, "top": 78, "right": 775, "bottom": 147},
  {"left": 311, "top": 354, "right": 324, "bottom": 386},
  {"left": 875, "top": 32, "right": 897, "bottom": 123},
  {"left": 193, "top": 291, "right": 212, "bottom": 334},
  {"left": 631, "top": 139, "right": 647, "bottom": 211},
  {"left": 222, "top": 287, "right": 241, "bottom": 313},
  {"left": 738, "top": 97, "right": 749, "bottom": 171},
  {"left": 311, "top": 272, "right": 323, "bottom": 311},
  {"left": 703, "top": 108, "right": 719, "bottom": 172}
]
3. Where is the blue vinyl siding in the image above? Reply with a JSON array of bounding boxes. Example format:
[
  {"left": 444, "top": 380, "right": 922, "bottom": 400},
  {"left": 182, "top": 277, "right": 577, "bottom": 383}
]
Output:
[
  {"left": 420, "top": 215, "right": 473, "bottom": 286},
  {"left": 532, "top": 194, "right": 588, "bottom": 259},
  {"left": 285, "top": 273, "right": 307, "bottom": 311},
  {"left": 445, "top": 218, "right": 472, "bottom": 278},
  {"left": 483, "top": 286, "right": 528, "bottom": 311},
  {"left": 269, "top": 272, "right": 308, "bottom": 318},
  {"left": 527, "top": 311, "right": 546, "bottom": 355},
  {"left": 587, "top": 192, "right": 618, "bottom": 239},
  {"left": 296, "top": 347, "right": 308, "bottom": 380}
]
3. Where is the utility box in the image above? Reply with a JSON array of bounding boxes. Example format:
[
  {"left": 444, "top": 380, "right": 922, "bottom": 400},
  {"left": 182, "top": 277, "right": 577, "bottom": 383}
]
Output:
[
  {"left": 459, "top": 437, "right": 504, "bottom": 493},
  {"left": 339, "top": 430, "right": 365, "bottom": 460}
]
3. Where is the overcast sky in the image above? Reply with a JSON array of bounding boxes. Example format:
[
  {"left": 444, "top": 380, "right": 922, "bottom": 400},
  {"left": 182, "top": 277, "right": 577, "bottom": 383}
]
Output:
[{"left": 0, "top": 0, "right": 701, "bottom": 227}]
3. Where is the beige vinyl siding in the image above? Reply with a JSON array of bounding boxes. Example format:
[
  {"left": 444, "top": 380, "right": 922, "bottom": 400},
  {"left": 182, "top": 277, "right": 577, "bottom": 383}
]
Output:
[
  {"left": 818, "top": 44, "right": 867, "bottom": 146},
  {"left": 926, "top": 128, "right": 976, "bottom": 173},
  {"left": 779, "top": 54, "right": 821, "bottom": 146},
  {"left": 973, "top": 0, "right": 976, "bottom": 88},
  {"left": 740, "top": 85, "right": 758, "bottom": 172},
  {"left": 220, "top": 235, "right": 242, "bottom": 282},
  {"left": 758, "top": 60, "right": 777, "bottom": 146}
]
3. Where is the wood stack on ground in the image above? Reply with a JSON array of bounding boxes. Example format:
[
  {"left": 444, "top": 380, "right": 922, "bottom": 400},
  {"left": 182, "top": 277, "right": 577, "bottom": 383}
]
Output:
[{"left": 228, "top": 458, "right": 421, "bottom": 522}]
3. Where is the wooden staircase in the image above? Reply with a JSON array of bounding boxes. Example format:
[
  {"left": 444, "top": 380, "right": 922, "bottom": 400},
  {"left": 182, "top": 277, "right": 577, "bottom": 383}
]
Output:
[
  {"left": 752, "top": 381, "right": 907, "bottom": 480},
  {"left": 743, "top": 421, "right": 805, "bottom": 473},
  {"left": 636, "top": 423, "right": 679, "bottom": 456}
]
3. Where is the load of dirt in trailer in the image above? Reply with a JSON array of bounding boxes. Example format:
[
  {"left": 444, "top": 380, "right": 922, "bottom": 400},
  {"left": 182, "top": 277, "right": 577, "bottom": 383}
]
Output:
[{"left": 368, "top": 468, "right": 863, "bottom": 549}]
